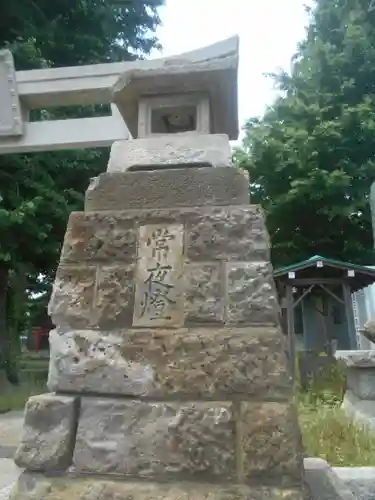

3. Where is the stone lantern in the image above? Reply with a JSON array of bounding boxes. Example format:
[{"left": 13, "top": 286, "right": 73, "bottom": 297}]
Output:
[
  {"left": 10, "top": 36, "right": 312, "bottom": 500},
  {"left": 112, "top": 55, "right": 238, "bottom": 140},
  {"left": 106, "top": 50, "right": 239, "bottom": 172}
]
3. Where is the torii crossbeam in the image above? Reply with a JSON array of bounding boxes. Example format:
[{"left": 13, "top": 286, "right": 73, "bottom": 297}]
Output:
[{"left": 0, "top": 37, "right": 238, "bottom": 154}]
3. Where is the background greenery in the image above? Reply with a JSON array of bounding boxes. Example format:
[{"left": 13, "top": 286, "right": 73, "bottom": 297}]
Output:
[
  {"left": 235, "top": 0, "right": 375, "bottom": 267},
  {"left": 0, "top": 0, "right": 164, "bottom": 380}
]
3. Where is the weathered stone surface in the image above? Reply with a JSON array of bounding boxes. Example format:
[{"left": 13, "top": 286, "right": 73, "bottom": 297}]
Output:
[
  {"left": 335, "top": 349, "right": 375, "bottom": 368},
  {"left": 186, "top": 206, "right": 270, "bottom": 261},
  {"left": 60, "top": 211, "right": 136, "bottom": 264},
  {"left": 85, "top": 167, "right": 250, "bottom": 211},
  {"left": 185, "top": 263, "right": 225, "bottom": 323},
  {"left": 347, "top": 368, "right": 375, "bottom": 400},
  {"left": 48, "top": 329, "right": 155, "bottom": 395},
  {"left": 107, "top": 135, "right": 232, "bottom": 172},
  {"left": 113, "top": 51, "right": 239, "bottom": 140},
  {"left": 304, "top": 458, "right": 357, "bottom": 500},
  {"left": 94, "top": 265, "right": 134, "bottom": 328},
  {"left": 73, "top": 398, "right": 235, "bottom": 479},
  {"left": 48, "top": 266, "right": 96, "bottom": 328},
  {"left": 47, "top": 327, "right": 291, "bottom": 400},
  {"left": 227, "top": 261, "right": 279, "bottom": 325},
  {"left": 133, "top": 224, "right": 184, "bottom": 328},
  {"left": 359, "top": 318, "right": 375, "bottom": 344},
  {"left": 14, "top": 394, "right": 78, "bottom": 471},
  {"left": 341, "top": 390, "right": 375, "bottom": 432},
  {"left": 240, "top": 402, "right": 304, "bottom": 486},
  {"left": 60, "top": 206, "right": 268, "bottom": 264},
  {"left": 8, "top": 473, "right": 308, "bottom": 500}
]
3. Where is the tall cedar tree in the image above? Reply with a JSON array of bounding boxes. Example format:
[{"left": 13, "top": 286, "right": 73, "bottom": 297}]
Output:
[{"left": 235, "top": 0, "right": 375, "bottom": 267}]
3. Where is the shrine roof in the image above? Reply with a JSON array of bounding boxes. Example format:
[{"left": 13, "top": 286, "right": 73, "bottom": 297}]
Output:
[{"left": 274, "top": 255, "right": 375, "bottom": 291}]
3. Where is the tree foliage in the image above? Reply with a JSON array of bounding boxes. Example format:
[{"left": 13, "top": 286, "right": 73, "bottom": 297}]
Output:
[
  {"left": 0, "top": 0, "right": 163, "bottom": 368},
  {"left": 236, "top": 0, "right": 375, "bottom": 267}
]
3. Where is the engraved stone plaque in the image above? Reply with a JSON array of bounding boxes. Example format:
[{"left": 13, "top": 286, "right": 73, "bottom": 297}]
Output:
[
  {"left": 133, "top": 224, "right": 184, "bottom": 327},
  {"left": 0, "top": 50, "right": 23, "bottom": 137}
]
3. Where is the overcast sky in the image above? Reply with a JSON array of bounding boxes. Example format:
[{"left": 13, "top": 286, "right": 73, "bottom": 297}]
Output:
[{"left": 151, "top": 0, "right": 311, "bottom": 136}]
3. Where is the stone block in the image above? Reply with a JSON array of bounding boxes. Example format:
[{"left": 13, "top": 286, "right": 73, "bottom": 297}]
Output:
[
  {"left": 240, "top": 402, "right": 304, "bottom": 486},
  {"left": 14, "top": 394, "right": 78, "bottom": 471},
  {"left": 186, "top": 206, "right": 270, "bottom": 262},
  {"left": 107, "top": 135, "right": 232, "bottom": 171},
  {"left": 93, "top": 265, "right": 134, "bottom": 329},
  {"left": 85, "top": 167, "right": 249, "bottom": 211},
  {"left": 185, "top": 263, "right": 225, "bottom": 323},
  {"left": 60, "top": 211, "right": 136, "bottom": 264},
  {"left": 48, "top": 329, "right": 155, "bottom": 395},
  {"left": 47, "top": 327, "right": 292, "bottom": 400},
  {"left": 227, "top": 261, "right": 279, "bottom": 325},
  {"left": 73, "top": 398, "right": 235, "bottom": 479},
  {"left": 48, "top": 266, "right": 96, "bottom": 328},
  {"left": 335, "top": 349, "right": 375, "bottom": 368},
  {"left": 60, "top": 206, "right": 268, "bottom": 265},
  {"left": 347, "top": 368, "right": 375, "bottom": 400},
  {"left": 304, "top": 458, "right": 357, "bottom": 500},
  {"left": 341, "top": 389, "right": 375, "bottom": 432},
  {"left": 9, "top": 473, "right": 309, "bottom": 500}
]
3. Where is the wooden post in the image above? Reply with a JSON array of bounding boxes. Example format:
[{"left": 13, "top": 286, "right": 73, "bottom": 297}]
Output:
[
  {"left": 286, "top": 285, "right": 296, "bottom": 380},
  {"left": 342, "top": 283, "right": 358, "bottom": 349}
]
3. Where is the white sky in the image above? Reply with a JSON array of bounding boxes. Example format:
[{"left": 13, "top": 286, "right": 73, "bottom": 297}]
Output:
[{"left": 151, "top": 0, "right": 311, "bottom": 136}]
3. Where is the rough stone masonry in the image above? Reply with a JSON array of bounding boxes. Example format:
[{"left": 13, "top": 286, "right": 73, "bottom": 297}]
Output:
[{"left": 9, "top": 36, "right": 311, "bottom": 499}]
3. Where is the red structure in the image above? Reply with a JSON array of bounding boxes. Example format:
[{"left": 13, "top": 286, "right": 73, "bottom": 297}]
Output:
[{"left": 31, "top": 327, "right": 52, "bottom": 353}]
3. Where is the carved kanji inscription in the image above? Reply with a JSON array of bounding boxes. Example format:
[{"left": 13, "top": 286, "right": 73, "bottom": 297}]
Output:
[{"left": 133, "top": 224, "right": 184, "bottom": 327}]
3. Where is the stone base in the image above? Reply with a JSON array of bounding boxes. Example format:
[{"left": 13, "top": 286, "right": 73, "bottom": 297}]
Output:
[
  {"left": 0, "top": 459, "right": 359, "bottom": 500},
  {"left": 304, "top": 458, "right": 355, "bottom": 500},
  {"left": 14, "top": 391, "right": 303, "bottom": 485},
  {"left": 335, "top": 350, "right": 375, "bottom": 400},
  {"left": 341, "top": 390, "right": 375, "bottom": 432},
  {"left": 85, "top": 167, "right": 250, "bottom": 211},
  {"left": 107, "top": 135, "right": 232, "bottom": 172},
  {"left": 8, "top": 473, "right": 309, "bottom": 500},
  {"left": 7, "top": 460, "right": 359, "bottom": 500}
]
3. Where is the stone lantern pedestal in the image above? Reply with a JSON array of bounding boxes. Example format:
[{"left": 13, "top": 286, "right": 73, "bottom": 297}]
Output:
[
  {"left": 9, "top": 37, "right": 312, "bottom": 500},
  {"left": 335, "top": 350, "right": 375, "bottom": 431}
]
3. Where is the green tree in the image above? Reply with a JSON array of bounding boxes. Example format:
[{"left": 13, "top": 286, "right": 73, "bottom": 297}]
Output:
[
  {"left": 0, "top": 0, "right": 163, "bottom": 382},
  {"left": 235, "top": 0, "right": 375, "bottom": 267}
]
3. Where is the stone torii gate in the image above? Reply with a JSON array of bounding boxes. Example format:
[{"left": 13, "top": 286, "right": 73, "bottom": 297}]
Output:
[{"left": 0, "top": 37, "right": 236, "bottom": 154}]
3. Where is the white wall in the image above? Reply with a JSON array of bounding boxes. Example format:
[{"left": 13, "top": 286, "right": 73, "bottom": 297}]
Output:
[{"left": 353, "top": 268, "right": 375, "bottom": 349}]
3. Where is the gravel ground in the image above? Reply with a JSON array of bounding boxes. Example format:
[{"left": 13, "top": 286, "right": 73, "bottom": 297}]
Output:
[
  {"left": 345, "top": 480, "right": 375, "bottom": 500},
  {"left": 0, "top": 412, "right": 23, "bottom": 460},
  {"left": 334, "top": 467, "right": 375, "bottom": 500},
  {"left": 0, "top": 459, "right": 22, "bottom": 500}
]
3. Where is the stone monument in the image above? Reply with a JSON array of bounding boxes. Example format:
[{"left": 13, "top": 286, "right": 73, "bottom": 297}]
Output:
[{"left": 10, "top": 37, "right": 310, "bottom": 499}]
